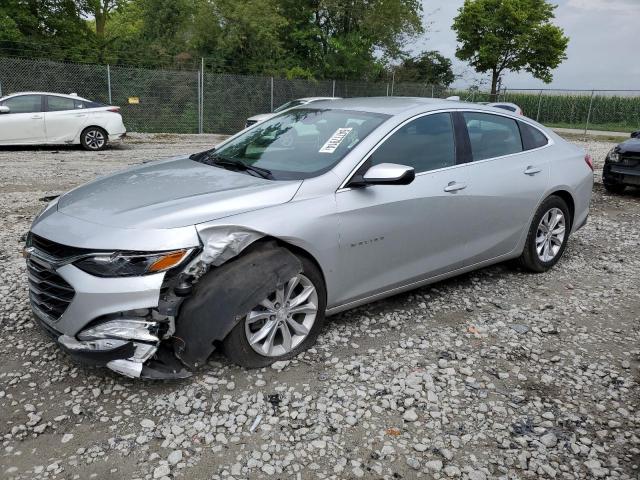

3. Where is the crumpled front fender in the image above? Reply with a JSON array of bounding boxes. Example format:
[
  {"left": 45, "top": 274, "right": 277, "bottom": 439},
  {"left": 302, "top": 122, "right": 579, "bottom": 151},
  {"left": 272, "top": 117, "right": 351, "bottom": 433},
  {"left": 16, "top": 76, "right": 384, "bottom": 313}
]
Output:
[{"left": 174, "top": 242, "right": 302, "bottom": 369}]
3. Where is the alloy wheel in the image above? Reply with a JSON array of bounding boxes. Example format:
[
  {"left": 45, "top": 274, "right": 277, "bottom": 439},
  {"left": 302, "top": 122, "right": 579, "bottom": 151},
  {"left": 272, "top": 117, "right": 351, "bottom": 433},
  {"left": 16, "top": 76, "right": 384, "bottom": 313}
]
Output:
[
  {"left": 535, "top": 207, "right": 566, "bottom": 262},
  {"left": 244, "top": 274, "right": 318, "bottom": 357},
  {"left": 85, "top": 129, "right": 105, "bottom": 150}
]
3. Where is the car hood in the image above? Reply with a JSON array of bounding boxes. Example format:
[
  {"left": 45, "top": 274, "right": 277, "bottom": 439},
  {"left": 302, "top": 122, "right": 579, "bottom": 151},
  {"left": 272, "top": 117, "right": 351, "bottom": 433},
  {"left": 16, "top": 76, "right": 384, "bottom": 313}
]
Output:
[
  {"left": 617, "top": 138, "right": 640, "bottom": 154},
  {"left": 57, "top": 156, "right": 302, "bottom": 229}
]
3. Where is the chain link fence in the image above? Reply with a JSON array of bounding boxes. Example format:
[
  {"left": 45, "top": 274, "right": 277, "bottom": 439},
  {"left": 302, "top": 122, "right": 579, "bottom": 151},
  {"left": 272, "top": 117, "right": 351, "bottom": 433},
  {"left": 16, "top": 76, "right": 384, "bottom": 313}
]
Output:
[{"left": 1, "top": 56, "right": 639, "bottom": 135}]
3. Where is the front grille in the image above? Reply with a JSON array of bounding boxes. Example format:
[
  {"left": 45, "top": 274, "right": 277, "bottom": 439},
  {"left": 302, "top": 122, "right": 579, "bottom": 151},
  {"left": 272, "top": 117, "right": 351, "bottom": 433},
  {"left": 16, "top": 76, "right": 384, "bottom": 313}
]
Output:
[
  {"left": 619, "top": 155, "right": 640, "bottom": 169},
  {"left": 29, "top": 233, "right": 91, "bottom": 258},
  {"left": 27, "top": 258, "right": 75, "bottom": 322}
]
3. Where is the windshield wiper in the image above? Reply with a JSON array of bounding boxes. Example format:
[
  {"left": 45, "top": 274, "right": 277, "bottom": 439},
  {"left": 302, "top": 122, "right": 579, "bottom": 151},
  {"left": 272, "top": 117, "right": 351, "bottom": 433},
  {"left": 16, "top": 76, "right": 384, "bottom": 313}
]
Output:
[
  {"left": 188, "top": 149, "right": 215, "bottom": 162},
  {"left": 211, "top": 156, "right": 273, "bottom": 180},
  {"left": 190, "top": 150, "right": 273, "bottom": 180}
]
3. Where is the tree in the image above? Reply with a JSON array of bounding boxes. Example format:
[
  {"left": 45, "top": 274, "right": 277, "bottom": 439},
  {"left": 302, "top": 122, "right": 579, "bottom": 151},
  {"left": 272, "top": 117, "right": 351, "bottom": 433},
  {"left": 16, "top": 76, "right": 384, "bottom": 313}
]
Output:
[
  {"left": 0, "top": 0, "right": 95, "bottom": 62},
  {"left": 78, "top": 0, "right": 121, "bottom": 40},
  {"left": 276, "top": 0, "right": 424, "bottom": 80},
  {"left": 396, "top": 51, "right": 455, "bottom": 86},
  {"left": 452, "top": 0, "right": 568, "bottom": 97}
]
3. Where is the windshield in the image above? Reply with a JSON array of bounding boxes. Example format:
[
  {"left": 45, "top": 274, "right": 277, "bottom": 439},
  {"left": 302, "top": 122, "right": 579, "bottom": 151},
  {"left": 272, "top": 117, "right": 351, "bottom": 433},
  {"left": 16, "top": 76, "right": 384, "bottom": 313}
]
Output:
[
  {"left": 212, "top": 108, "right": 389, "bottom": 180},
  {"left": 273, "top": 99, "right": 307, "bottom": 113}
]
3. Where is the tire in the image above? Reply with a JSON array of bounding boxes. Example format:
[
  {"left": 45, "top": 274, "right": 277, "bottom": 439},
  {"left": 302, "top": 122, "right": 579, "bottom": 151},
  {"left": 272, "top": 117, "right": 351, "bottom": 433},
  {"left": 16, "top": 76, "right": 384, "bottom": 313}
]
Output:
[
  {"left": 518, "top": 195, "right": 571, "bottom": 273},
  {"left": 223, "top": 255, "right": 326, "bottom": 368},
  {"left": 81, "top": 126, "right": 108, "bottom": 151},
  {"left": 604, "top": 183, "right": 626, "bottom": 194}
]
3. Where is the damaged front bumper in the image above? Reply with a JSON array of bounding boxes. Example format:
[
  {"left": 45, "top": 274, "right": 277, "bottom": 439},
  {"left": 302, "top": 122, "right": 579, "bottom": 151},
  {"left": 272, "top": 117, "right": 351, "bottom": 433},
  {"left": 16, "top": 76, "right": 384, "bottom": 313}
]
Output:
[
  {"left": 26, "top": 224, "right": 268, "bottom": 379},
  {"left": 33, "top": 305, "right": 189, "bottom": 379}
]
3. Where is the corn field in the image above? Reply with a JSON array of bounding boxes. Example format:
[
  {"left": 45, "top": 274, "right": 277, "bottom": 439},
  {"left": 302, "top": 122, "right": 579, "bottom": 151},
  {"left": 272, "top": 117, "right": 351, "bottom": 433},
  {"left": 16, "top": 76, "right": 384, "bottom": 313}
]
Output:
[{"left": 455, "top": 89, "right": 640, "bottom": 133}]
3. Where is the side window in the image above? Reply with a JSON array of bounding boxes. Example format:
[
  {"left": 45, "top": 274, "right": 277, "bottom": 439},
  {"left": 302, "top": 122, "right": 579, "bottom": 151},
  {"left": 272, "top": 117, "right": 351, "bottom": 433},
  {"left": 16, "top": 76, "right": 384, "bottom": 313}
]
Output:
[
  {"left": 47, "top": 96, "right": 76, "bottom": 112},
  {"left": 519, "top": 121, "right": 549, "bottom": 150},
  {"left": 464, "top": 112, "right": 523, "bottom": 161},
  {"left": 2, "top": 95, "right": 42, "bottom": 114},
  {"left": 370, "top": 113, "right": 456, "bottom": 173}
]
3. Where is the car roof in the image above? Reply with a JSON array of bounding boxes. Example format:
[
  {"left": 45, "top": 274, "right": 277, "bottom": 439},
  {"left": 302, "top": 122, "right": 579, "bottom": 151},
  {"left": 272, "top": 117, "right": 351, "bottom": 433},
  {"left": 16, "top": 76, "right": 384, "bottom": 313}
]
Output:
[
  {"left": 488, "top": 102, "right": 520, "bottom": 108},
  {"left": 0, "top": 91, "right": 90, "bottom": 102},
  {"left": 307, "top": 96, "right": 509, "bottom": 116},
  {"left": 300, "top": 97, "right": 341, "bottom": 102}
]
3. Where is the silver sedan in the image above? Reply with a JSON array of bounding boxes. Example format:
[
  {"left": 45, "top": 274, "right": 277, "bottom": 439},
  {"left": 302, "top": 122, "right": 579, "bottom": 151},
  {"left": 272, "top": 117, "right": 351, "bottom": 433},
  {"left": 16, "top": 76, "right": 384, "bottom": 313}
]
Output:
[{"left": 25, "top": 97, "right": 593, "bottom": 378}]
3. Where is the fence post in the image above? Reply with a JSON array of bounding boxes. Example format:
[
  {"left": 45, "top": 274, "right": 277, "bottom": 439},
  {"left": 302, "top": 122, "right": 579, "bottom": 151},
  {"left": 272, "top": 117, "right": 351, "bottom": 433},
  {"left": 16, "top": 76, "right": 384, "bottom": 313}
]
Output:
[
  {"left": 585, "top": 90, "right": 595, "bottom": 135},
  {"left": 386, "top": 83, "right": 389, "bottom": 96},
  {"left": 391, "top": 71, "right": 395, "bottom": 96},
  {"left": 270, "top": 77, "right": 274, "bottom": 112},
  {"left": 199, "top": 58, "right": 204, "bottom": 134},
  {"left": 536, "top": 89, "right": 543, "bottom": 122},
  {"left": 106, "top": 65, "right": 112, "bottom": 104},
  {"left": 332, "top": 79, "right": 336, "bottom": 98},
  {"left": 196, "top": 69, "right": 201, "bottom": 134}
]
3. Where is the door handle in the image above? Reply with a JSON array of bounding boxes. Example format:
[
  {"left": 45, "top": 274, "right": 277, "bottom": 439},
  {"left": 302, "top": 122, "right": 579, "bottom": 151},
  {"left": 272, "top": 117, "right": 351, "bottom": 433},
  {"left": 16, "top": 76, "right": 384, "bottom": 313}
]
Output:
[
  {"left": 75, "top": 114, "right": 88, "bottom": 117},
  {"left": 444, "top": 181, "right": 467, "bottom": 193},
  {"left": 31, "top": 115, "right": 43, "bottom": 119},
  {"left": 524, "top": 166, "right": 542, "bottom": 175}
]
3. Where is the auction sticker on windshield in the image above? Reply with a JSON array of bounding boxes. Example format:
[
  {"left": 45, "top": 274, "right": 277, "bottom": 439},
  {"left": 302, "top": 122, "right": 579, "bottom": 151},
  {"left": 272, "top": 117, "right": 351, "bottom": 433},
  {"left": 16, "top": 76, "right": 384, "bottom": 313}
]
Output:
[{"left": 319, "top": 128, "right": 353, "bottom": 153}]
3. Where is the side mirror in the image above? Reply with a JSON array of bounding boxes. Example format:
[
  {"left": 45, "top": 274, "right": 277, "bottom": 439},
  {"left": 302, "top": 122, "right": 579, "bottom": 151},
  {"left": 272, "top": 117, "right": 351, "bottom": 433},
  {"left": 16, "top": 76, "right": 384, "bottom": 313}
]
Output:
[
  {"left": 631, "top": 131, "right": 639, "bottom": 139},
  {"left": 0, "top": 106, "right": 10, "bottom": 114},
  {"left": 349, "top": 163, "right": 415, "bottom": 187}
]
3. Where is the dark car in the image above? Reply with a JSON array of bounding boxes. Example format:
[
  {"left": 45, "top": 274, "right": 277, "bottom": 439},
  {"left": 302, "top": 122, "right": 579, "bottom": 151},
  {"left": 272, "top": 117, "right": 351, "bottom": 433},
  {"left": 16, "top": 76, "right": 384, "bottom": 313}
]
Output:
[{"left": 602, "top": 131, "right": 640, "bottom": 194}]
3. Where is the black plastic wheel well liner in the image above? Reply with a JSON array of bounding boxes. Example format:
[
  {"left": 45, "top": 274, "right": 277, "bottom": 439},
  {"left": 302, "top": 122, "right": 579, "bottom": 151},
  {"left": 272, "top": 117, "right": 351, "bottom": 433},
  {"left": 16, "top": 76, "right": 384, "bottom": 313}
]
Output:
[{"left": 174, "top": 241, "right": 302, "bottom": 369}]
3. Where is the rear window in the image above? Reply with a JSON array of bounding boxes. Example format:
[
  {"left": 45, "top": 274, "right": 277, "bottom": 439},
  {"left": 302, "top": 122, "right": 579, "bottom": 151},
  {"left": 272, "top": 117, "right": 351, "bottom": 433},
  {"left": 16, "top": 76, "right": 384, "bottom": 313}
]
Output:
[
  {"left": 463, "top": 112, "right": 523, "bottom": 161},
  {"left": 47, "top": 96, "right": 76, "bottom": 111},
  {"left": 519, "top": 122, "right": 549, "bottom": 150},
  {"left": 47, "top": 96, "right": 101, "bottom": 111}
]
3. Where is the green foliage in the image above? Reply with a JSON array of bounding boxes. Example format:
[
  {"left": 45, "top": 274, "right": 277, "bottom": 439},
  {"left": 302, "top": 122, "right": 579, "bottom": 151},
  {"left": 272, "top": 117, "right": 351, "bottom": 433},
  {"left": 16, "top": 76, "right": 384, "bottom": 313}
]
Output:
[
  {"left": 452, "top": 0, "right": 569, "bottom": 94},
  {"left": 277, "top": 0, "right": 423, "bottom": 79},
  {"left": 395, "top": 51, "right": 455, "bottom": 87},
  {"left": 0, "top": 0, "right": 425, "bottom": 80}
]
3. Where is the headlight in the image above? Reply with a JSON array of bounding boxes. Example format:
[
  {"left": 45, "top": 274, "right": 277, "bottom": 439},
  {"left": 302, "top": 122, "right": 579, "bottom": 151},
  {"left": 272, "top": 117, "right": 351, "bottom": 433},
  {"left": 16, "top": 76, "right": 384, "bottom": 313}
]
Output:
[
  {"left": 607, "top": 148, "right": 620, "bottom": 163},
  {"left": 74, "top": 249, "right": 190, "bottom": 277}
]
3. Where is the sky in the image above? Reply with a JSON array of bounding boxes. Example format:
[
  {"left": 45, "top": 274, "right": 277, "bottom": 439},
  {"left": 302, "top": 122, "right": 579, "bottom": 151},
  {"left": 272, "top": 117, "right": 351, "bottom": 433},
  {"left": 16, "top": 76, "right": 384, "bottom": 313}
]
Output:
[{"left": 414, "top": 0, "right": 640, "bottom": 91}]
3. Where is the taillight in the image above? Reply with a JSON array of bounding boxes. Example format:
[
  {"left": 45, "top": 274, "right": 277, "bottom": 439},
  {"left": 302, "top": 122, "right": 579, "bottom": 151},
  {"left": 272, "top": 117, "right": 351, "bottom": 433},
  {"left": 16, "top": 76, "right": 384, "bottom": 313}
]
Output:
[
  {"left": 107, "top": 107, "right": 120, "bottom": 113},
  {"left": 585, "top": 154, "right": 594, "bottom": 171}
]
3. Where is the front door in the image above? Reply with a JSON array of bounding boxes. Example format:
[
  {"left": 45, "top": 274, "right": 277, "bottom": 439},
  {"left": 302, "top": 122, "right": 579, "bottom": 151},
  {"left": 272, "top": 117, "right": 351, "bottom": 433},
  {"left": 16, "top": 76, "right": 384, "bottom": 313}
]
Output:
[
  {"left": 0, "top": 95, "right": 45, "bottom": 144},
  {"left": 334, "top": 112, "right": 472, "bottom": 306}
]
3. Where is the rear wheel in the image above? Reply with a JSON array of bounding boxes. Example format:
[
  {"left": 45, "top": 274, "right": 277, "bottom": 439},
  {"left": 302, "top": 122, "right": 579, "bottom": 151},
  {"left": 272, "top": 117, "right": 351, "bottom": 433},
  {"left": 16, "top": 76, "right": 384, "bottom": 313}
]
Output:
[
  {"left": 604, "top": 183, "right": 626, "bottom": 194},
  {"left": 518, "top": 195, "right": 570, "bottom": 273},
  {"left": 81, "top": 127, "right": 108, "bottom": 151},
  {"left": 224, "top": 255, "right": 326, "bottom": 368}
]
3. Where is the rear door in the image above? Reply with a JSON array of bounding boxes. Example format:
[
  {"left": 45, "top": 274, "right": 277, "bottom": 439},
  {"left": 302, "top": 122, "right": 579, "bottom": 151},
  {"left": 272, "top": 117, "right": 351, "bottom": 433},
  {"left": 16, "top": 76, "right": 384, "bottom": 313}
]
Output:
[
  {"left": 460, "top": 111, "right": 551, "bottom": 265},
  {"left": 44, "top": 95, "right": 89, "bottom": 143},
  {"left": 0, "top": 95, "right": 45, "bottom": 144},
  {"left": 334, "top": 112, "right": 473, "bottom": 305}
]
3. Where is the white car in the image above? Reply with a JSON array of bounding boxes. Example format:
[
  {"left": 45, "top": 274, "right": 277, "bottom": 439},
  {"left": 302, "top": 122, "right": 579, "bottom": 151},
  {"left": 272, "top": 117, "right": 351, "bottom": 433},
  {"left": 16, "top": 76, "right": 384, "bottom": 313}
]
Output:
[
  {"left": 0, "top": 92, "right": 126, "bottom": 150},
  {"left": 245, "top": 97, "right": 340, "bottom": 128}
]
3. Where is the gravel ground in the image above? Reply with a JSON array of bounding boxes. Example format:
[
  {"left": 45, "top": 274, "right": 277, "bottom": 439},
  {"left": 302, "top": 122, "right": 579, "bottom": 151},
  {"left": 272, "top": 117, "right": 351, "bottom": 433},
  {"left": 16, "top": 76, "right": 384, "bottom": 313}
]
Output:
[{"left": 0, "top": 134, "right": 638, "bottom": 480}]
